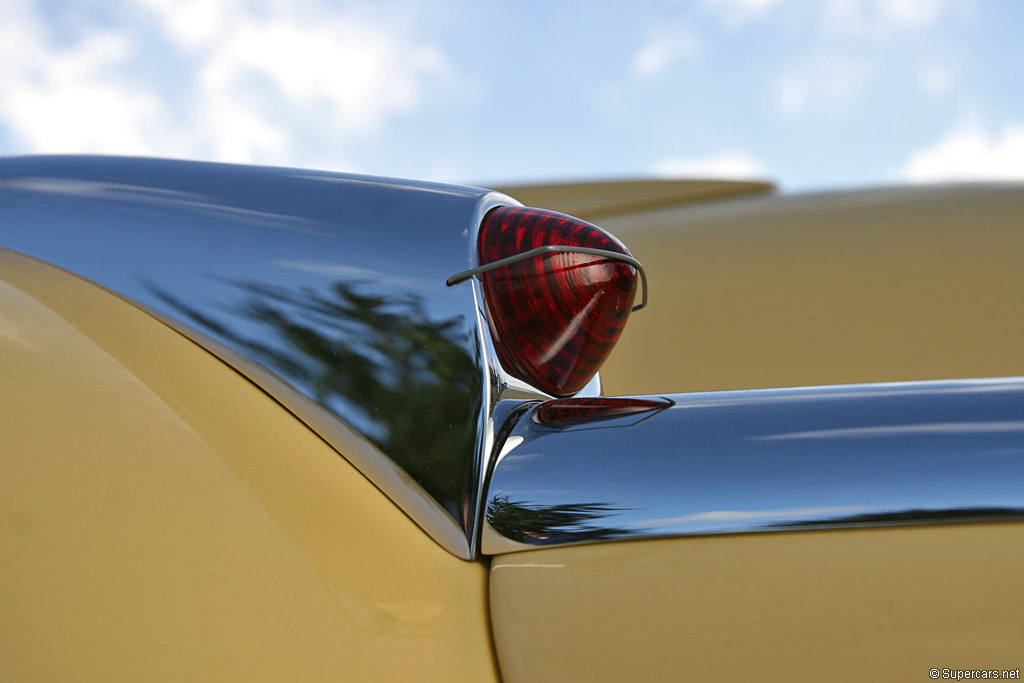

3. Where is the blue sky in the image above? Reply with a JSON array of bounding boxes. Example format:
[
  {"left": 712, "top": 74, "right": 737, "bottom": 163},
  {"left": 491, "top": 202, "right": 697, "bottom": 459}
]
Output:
[{"left": 2, "top": 0, "right": 1022, "bottom": 190}]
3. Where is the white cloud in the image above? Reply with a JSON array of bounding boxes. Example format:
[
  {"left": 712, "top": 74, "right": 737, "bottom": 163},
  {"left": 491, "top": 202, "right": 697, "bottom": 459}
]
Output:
[
  {"left": 897, "top": 121, "right": 1024, "bottom": 183},
  {"left": 202, "top": 18, "right": 448, "bottom": 135},
  {"left": 0, "top": 0, "right": 451, "bottom": 166},
  {"left": 773, "top": 53, "right": 874, "bottom": 118},
  {"left": 702, "top": 0, "right": 788, "bottom": 26},
  {"left": 142, "top": 0, "right": 451, "bottom": 164},
  {"left": 823, "top": 0, "right": 949, "bottom": 38},
  {"left": 137, "top": 0, "right": 229, "bottom": 49},
  {"left": 0, "top": 0, "right": 164, "bottom": 156},
  {"left": 653, "top": 151, "right": 769, "bottom": 180},
  {"left": 631, "top": 28, "right": 699, "bottom": 78}
]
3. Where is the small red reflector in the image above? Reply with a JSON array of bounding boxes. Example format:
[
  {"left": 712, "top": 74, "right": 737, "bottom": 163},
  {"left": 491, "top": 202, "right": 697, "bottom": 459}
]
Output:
[
  {"left": 533, "top": 397, "right": 673, "bottom": 429},
  {"left": 478, "top": 206, "right": 638, "bottom": 397}
]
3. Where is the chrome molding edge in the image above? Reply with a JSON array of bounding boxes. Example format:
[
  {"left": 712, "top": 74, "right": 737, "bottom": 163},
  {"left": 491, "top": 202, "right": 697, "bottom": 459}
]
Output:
[
  {"left": 0, "top": 155, "right": 530, "bottom": 559},
  {"left": 481, "top": 377, "right": 1024, "bottom": 554},
  {"left": 456, "top": 191, "right": 603, "bottom": 555},
  {"left": 447, "top": 245, "right": 649, "bottom": 312}
]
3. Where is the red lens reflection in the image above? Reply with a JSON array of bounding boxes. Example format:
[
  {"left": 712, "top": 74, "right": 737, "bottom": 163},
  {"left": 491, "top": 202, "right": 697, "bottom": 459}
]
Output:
[{"left": 533, "top": 397, "right": 673, "bottom": 429}]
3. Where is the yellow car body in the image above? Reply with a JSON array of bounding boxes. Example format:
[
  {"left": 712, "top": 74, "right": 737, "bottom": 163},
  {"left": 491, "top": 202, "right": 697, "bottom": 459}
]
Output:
[
  {"left": 0, "top": 248, "right": 498, "bottom": 682},
  {"left": 491, "top": 180, "right": 1024, "bottom": 682},
  {"left": 1, "top": 158, "right": 1021, "bottom": 681}
]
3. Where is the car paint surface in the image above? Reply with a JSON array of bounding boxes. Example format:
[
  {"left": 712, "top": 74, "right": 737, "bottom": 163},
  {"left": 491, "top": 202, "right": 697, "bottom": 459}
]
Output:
[
  {"left": 490, "top": 523, "right": 1024, "bottom": 682},
  {"left": 0, "top": 248, "right": 498, "bottom": 682},
  {"left": 586, "top": 183, "right": 1024, "bottom": 394},
  {"left": 484, "top": 180, "right": 1024, "bottom": 681}
]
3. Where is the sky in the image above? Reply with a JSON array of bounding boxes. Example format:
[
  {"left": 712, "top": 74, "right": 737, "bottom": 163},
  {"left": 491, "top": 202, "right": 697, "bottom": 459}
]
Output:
[{"left": 1, "top": 0, "right": 1022, "bottom": 191}]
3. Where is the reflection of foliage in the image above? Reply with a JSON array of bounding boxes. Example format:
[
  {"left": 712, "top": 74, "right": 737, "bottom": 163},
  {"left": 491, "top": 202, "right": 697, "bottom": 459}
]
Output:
[
  {"left": 150, "top": 280, "right": 478, "bottom": 518},
  {"left": 776, "top": 507, "right": 1024, "bottom": 528},
  {"left": 487, "top": 495, "right": 632, "bottom": 544}
]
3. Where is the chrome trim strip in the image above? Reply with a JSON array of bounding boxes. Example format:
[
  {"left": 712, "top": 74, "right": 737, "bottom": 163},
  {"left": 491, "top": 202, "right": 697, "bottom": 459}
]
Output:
[
  {"left": 481, "top": 378, "right": 1024, "bottom": 554},
  {"left": 446, "top": 245, "right": 649, "bottom": 312},
  {"left": 454, "top": 192, "right": 605, "bottom": 555},
  {"left": 0, "top": 155, "right": 517, "bottom": 559}
]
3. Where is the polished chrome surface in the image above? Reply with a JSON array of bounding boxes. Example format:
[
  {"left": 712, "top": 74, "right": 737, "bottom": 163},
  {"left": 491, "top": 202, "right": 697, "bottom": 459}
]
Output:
[
  {"left": 0, "top": 155, "right": 521, "bottom": 559},
  {"left": 446, "top": 245, "right": 649, "bottom": 312},
  {"left": 482, "top": 377, "right": 1024, "bottom": 554}
]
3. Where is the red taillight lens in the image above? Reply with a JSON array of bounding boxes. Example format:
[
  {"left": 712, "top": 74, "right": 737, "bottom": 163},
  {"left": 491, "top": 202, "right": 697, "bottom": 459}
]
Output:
[{"left": 477, "top": 206, "right": 638, "bottom": 397}]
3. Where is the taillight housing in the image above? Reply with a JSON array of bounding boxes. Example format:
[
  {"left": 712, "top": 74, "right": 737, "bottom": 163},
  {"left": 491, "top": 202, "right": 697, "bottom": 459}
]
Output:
[{"left": 464, "top": 206, "right": 643, "bottom": 397}]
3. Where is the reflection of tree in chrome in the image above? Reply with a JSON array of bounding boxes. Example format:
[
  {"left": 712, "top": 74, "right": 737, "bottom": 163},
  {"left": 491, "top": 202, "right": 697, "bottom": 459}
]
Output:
[
  {"left": 149, "top": 280, "right": 478, "bottom": 518},
  {"left": 487, "top": 495, "right": 633, "bottom": 545},
  {"left": 776, "top": 506, "right": 1024, "bottom": 529}
]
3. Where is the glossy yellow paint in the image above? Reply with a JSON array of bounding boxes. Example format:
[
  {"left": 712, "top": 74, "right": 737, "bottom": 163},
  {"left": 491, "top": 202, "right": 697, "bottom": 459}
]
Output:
[
  {"left": 0, "top": 249, "right": 498, "bottom": 682},
  {"left": 587, "top": 183, "right": 1024, "bottom": 394},
  {"left": 487, "top": 182, "right": 1024, "bottom": 681},
  {"left": 491, "top": 524, "right": 1024, "bottom": 682}
]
